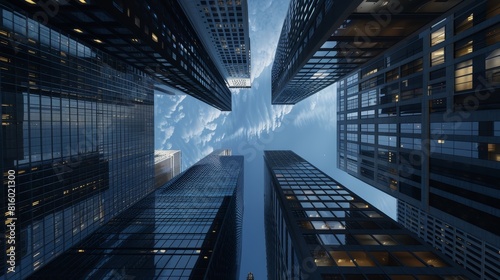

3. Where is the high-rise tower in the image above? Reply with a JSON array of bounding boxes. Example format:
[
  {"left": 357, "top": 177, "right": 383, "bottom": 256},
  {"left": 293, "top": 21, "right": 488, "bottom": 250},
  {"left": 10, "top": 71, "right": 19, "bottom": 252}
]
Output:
[
  {"left": 271, "top": 0, "right": 463, "bottom": 104},
  {"left": 27, "top": 150, "right": 243, "bottom": 279},
  {"left": 154, "top": 150, "right": 181, "bottom": 188},
  {"left": 179, "top": 0, "right": 252, "bottom": 88},
  {"left": 264, "top": 150, "right": 472, "bottom": 279},
  {"left": 0, "top": 3, "right": 155, "bottom": 279},
  {"left": 6, "top": 0, "right": 237, "bottom": 110},
  {"left": 336, "top": 0, "right": 500, "bottom": 278}
]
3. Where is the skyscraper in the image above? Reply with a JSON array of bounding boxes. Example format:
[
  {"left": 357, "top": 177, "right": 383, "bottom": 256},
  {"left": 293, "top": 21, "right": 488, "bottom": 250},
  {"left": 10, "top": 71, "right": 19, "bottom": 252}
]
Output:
[
  {"left": 336, "top": 0, "right": 500, "bottom": 278},
  {"left": 179, "top": 0, "right": 252, "bottom": 88},
  {"left": 1, "top": 2, "right": 155, "bottom": 279},
  {"left": 264, "top": 150, "right": 472, "bottom": 279},
  {"left": 154, "top": 150, "right": 181, "bottom": 189},
  {"left": 271, "top": 0, "right": 463, "bottom": 104},
  {"left": 27, "top": 150, "right": 243, "bottom": 279},
  {"left": 7, "top": 0, "right": 237, "bottom": 110}
]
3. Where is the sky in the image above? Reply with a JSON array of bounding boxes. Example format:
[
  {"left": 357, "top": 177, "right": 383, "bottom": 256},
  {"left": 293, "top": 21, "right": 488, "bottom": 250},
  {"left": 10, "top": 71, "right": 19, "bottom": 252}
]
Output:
[{"left": 154, "top": 0, "right": 396, "bottom": 279}]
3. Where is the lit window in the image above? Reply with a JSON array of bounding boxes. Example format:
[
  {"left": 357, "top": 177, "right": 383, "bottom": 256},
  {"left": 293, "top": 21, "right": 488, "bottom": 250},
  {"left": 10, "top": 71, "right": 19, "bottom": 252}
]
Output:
[
  {"left": 455, "top": 13, "right": 473, "bottom": 34},
  {"left": 431, "top": 48, "right": 445, "bottom": 67},
  {"left": 455, "top": 60, "right": 473, "bottom": 91},
  {"left": 431, "top": 27, "right": 445, "bottom": 46},
  {"left": 151, "top": 33, "right": 158, "bottom": 43},
  {"left": 414, "top": 252, "right": 449, "bottom": 267},
  {"left": 455, "top": 40, "right": 473, "bottom": 58},
  {"left": 330, "top": 251, "right": 355, "bottom": 267}
]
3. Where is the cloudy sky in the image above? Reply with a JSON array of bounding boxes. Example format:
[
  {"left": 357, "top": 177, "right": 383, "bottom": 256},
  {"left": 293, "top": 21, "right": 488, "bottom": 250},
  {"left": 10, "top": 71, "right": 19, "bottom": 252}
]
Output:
[{"left": 154, "top": 0, "right": 396, "bottom": 278}]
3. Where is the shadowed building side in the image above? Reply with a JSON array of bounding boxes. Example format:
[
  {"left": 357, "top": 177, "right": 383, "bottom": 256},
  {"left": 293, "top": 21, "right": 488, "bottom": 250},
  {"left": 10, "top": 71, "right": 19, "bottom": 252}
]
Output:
[{"left": 271, "top": 0, "right": 464, "bottom": 104}]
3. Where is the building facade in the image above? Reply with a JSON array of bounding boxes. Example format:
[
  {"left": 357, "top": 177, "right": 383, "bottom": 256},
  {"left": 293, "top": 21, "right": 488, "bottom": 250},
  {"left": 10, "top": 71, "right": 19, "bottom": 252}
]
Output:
[
  {"left": 154, "top": 150, "right": 181, "bottom": 189},
  {"left": 398, "top": 201, "right": 500, "bottom": 280},
  {"left": 336, "top": 0, "right": 500, "bottom": 278},
  {"left": 179, "top": 0, "right": 251, "bottom": 88},
  {"left": 27, "top": 150, "right": 243, "bottom": 279},
  {"left": 264, "top": 150, "right": 471, "bottom": 280},
  {"left": 271, "top": 0, "right": 464, "bottom": 104},
  {"left": 7, "top": 0, "right": 234, "bottom": 110},
  {"left": 1, "top": 3, "right": 155, "bottom": 279}
]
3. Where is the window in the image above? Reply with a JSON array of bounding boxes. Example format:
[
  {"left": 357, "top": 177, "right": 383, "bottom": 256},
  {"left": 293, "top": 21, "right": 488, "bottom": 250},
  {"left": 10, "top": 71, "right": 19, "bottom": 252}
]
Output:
[
  {"left": 455, "top": 39, "right": 473, "bottom": 58},
  {"left": 378, "top": 124, "right": 397, "bottom": 133},
  {"left": 401, "top": 58, "right": 423, "bottom": 77},
  {"left": 400, "top": 137, "right": 422, "bottom": 150},
  {"left": 346, "top": 124, "right": 357, "bottom": 131},
  {"left": 346, "top": 73, "right": 358, "bottom": 86},
  {"left": 428, "top": 82, "right": 446, "bottom": 96},
  {"left": 485, "top": 49, "right": 500, "bottom": 84},
  {"left": 414, "top": 252, "right": 449, "bottom": 267},
  {"left": 455, "top": 13, "right": 473, "bottom": 34},
  {"left": 386, "top": 68, "right": 399, "bottom": 82},
  {"left": 346, "top": 85, "right": 358, "bottom": 96},
  {"left": 361, "top": 134, "right": 375, "bottom": 144},
  {"left": 486, "top": 24, "right": 500, "bottom": 46},
  {"left": 361, "top": 124, "right": 375, "bottom": 132},
  {"left": 455, "top": 60, "right": 473, "bottom": 91},
  {"left": 431, "top": 48, "right": 445, "bottom": 67},
  {"left": 400, "top": 123, "right": 422, "bottom": 134},
  {"left": 347, "top": 95, "right": 358, "bottom": 110},
  {"left": 361, "top": 90, "right": 377, "bottom": 107},
  {"left": 431, "top": 27, "right": 445, "bottom": 46},
  {"left": 347, "top": 112, "right": 357, "bottom": 120},
  {"left": 361, "top": 110, "right": 375, "bottom": 119},
  {"left": 378, "top": 136, "right": 397, "bottom": 147}
]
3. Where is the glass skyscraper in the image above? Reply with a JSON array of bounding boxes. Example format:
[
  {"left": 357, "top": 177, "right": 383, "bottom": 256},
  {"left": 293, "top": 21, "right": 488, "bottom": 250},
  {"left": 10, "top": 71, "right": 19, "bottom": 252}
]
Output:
[
  {"left": 264, "top": 150, "right": 472, "bottom": 279},
  {"left": 26, "top": 149, "right": 243, "bottom": 279},
  {"left": 336, "top": 0, "right": 500, "bottom": 278},
  {"left": 154, "top": 150, "right": 181, "bottom": 189},
  {"left": 0, "top": 2, "right": 157, "bottom": 279},
  {"left": 6, "top": 0, "right": 240, "bottom": 111},
  {"left": 271, "top": 0, "right": 463, "bottom": 104},
  {"left": 179, "top": 0, "right": 252, "bottom": 88}
]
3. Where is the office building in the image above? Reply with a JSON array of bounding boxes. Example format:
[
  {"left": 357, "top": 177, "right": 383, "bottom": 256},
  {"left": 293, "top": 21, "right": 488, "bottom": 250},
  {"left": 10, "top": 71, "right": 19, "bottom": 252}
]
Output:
[
  {"left": 154, "top": 150, "right": 181, "bottom": 189},
  {"left": 336, "top": 0, "right": 500, "bottom": 278},
  {"left": 397, "top": 201, "right": 500, "bottom": 280},
  {"left": 264, "top": 150, "right": 472, "bottom": 279},
  {"left": 0, "top": 2, "right": 158, "bottom": 279},
  {"left": 179, "top": 0, "right": 252, "bottom": 88},
  {"left": 8, "top": 0, "right": 234, "bottom": 110},
  {"left": 271, "top": 0, "right": 464, "bottom": 104},
  {"left": 27, "top": 150, "right": 243, "bottom": 279}
]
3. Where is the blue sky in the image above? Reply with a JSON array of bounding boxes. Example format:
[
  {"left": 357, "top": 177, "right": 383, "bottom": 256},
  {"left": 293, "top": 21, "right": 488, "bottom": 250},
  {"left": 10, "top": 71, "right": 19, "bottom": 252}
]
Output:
[{"left": 154, "top": 0, "right": 396, "bottom": 279}]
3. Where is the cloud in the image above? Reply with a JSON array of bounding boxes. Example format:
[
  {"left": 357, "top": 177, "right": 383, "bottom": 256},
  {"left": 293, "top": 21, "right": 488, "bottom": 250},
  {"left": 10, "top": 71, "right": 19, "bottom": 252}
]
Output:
[
  {"left": 154, "top": 0, "right": 297, "bottom": 171},
  {"left": 248, "top": 0, "right": 291, "bottom": 81},
  {"left": 160, "top": 126, "right": 175, "bottom": 146},
  {"left": 291, "top": 84, "right": 337, "bottom": 129}
]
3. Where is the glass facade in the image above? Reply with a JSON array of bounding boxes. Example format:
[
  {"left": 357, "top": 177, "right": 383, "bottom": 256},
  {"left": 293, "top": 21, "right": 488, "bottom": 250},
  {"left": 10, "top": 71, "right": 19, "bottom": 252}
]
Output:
[
  {"left": 271, "top": 0, "right": 463, "bottom": 104},
  {"left": 179, "top": 0, "right": 252, "bottom": 88},
  {"left": 7, "top": 0, "right": 233, "bottom": 111},
  {"left": 27, "top": 150, "right": 243, "bottom": 279},
  {"left": 336, "top": 0, "right": 500, "bottom": 278},
  {"left": 398, "top": 201, "right": 500, "bottom": 280},
  {"left": 264, "top": 151, "right": 471, "bottom": 280},
  {"left": 0, "top": 4, "right": 155, "bottom": 279}
]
